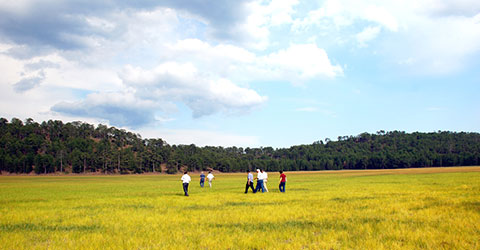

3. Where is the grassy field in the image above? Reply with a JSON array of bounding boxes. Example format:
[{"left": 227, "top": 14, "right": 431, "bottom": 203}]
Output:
[{"left": 1, "top": 167, "right": 479, "bottom": 249}]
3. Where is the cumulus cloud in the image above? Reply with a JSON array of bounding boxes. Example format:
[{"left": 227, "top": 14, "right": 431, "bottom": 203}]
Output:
[
  {"left": 260, "top": 0, "right": 299, "bottom": 26},
  {"left": 168, "top": 38, "right": 256, "bottom": 64},
  {"left": 11, "top": 57, "right": 64, "bottom": 93},
  {"left": 292, "top": 0, "right": 399, "bottom": 32},
  {"left": 422, "top": 0, "right": 480, "bottom": 17},
  {"left": 120, "top": 62, "right": 267, "bottom": 118},
  {"left": 51, "top": 61, "right": 267, "bottom": 127},
  {"left": 291, "top": 0, "right": 480, "bottom": 74},
  {"left": 0, "top": 2, "right": 121, "bottom": 55},
  {"left": 156, "top": 0, "right": 253, "bottom": 44},
  {"left": 362, "top": 5, "right": 398, "bottom": 31},
  {"left": 1, "top": 0, "right": 478, "bottom": 148},
  {"left": 167, "top": 39, "right": 343, "bottom": 82},
  {"left": 260, "top": 43, "right": 343, "bottom": 80},
  {"left": 0, "top": 1, "right": 277, "bottom": 130},
  {"left": 13, "top": 70, "right": 45, "bottom": 93},
  {"left": 226, "top": 0, "right": 300, "bottom": 49},
  {"left": 389, "top": 11, "right": 480, "bottom": 74},
  {"left": 356, "top": 26, "right": 381, "bottom": 47},
  {"left": 24, "top": 59, "right": 59, "bottom": 71},
  {"left": 51, "top": 91, "right": 159, "bottom": 128},
  {"left": 292, "top": 0, "right": 351, "bottom": 30},
  {"left": 0, "top": 0, "right": 254, "bottom": 54}
]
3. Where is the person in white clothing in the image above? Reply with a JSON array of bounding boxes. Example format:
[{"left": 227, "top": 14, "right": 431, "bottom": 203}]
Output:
[
  {"left": 206, "top": 171, "right": 215, "bottom": 188},
  {"left": 262, "top": 170, "right": 269, "bottom": 192},
  {"left": 254, "top": 169, "right": 265, "bottom": 193},
  {"left": 181, "top": 171, "right": 191, "bottom": 196}
]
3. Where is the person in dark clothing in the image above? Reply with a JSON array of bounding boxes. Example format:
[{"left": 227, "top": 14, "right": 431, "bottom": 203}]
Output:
[
  {"left": 200, "top": 172, "right": 205, "bottom": 187},
  {"left": 245, "top": 170, "right": 254, "bottom": 193}
]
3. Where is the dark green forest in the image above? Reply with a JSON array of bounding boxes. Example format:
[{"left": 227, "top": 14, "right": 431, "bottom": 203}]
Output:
[{"left": 1, "top": 118, "right": 480, "bottom": 174}]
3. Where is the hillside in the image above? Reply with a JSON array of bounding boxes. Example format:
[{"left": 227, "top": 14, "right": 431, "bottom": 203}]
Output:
[{"left": 1, "top": 118, "right": 479, "bottom": 174}]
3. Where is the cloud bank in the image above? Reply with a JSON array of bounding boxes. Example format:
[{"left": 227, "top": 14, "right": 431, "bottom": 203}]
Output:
[{"left": 1, "top": 0, "right": 479, "bottom": 147}]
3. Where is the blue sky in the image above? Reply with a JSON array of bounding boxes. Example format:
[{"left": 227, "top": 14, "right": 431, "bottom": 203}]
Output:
[{"left": 0, "top": 0, "right": 479, "bottom": 148}]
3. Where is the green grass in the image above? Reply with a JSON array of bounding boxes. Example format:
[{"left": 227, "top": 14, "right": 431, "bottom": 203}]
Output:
[{"left": 1, "top": 167, "right": 479, "bottom": 249}]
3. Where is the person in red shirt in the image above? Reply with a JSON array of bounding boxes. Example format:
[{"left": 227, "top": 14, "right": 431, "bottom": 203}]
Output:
[{"left": 279, "top": 171, "right": 287, "bottom": 192}]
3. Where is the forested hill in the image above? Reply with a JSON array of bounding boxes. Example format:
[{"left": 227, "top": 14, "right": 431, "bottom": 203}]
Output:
[{"left": 1, "top": 118, "right": 480, "bottom": 174}]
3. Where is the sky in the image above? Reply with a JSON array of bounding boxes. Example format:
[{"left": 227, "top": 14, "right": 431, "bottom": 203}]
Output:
[{"left": 0, "top": 0, "right": 479, "bottom": 148}]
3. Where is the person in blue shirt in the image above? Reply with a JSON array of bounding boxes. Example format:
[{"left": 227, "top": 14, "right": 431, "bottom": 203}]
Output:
[
  {"left": 199, "top": 172, "right": 205, "bottom": 187},
  {"left": 245, "top": 170, "right": 254, "bottom": 193}
]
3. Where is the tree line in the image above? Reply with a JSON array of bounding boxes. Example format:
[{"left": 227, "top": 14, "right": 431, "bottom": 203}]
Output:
[{"left": 1, "top": 118, "right": 479, "bottom": 174}]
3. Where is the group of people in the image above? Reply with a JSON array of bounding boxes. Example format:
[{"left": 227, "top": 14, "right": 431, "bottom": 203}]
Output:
[
  {"left": 245, "top": 169, "right": 287, "bottom": 193},
  {"left": 180, "top": 169, "right": 287, "bottom": 196},
  {"left": 199, "top": 171, "right": 215, "bottom": 188},
  {"left": 181, "top": 171, "right": 214, "bottom": 196}
]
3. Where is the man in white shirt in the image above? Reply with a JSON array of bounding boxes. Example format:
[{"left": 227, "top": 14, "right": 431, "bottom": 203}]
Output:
[
  {"left": 206, "top": 171, "right": 215, "bottom": 188},
  {"left": 263, "top": 170, "right": 269, "bottom": 192},
  {"left": 254, "top": 169, "right": 265, "bottom": 193},
  {"left": 181, "top": 171, "right": 191, "bottom": 196}
]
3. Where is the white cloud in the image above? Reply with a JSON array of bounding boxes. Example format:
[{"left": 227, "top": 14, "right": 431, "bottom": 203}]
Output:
[
  {"left": 0, "top": 0, "right": 34, "bottom": 15},
  {"left": 1, "top": 1, "right": 343, "bottom": 134},
  {"left": 167, "top": 38, "right": 256, "bottom": 67},
  {"left": 0, "top": 57, "right": 81, "bottom": 123},
  {"left": 291, "top": 0, "right": 480, "bottom": 74},
  {"left": 46, "top": 60, "right": 269, "bottom": 127},
  {"left": 13, "top": 70, "right": 45, "bottom": 92},
  {"left": 85, "top": 16, "right": 116, "bottom": 33},
  {"left": 0, "top": 47, "right": 27, "bottom": 84},
  {"left": 420, "top": 0, "right": 480, "bottom": 17},
  {"left": 51, "top": 90, "right": 159, "bottom": 128},
  {"left": 292, "top": 0, "right": 398, "bottom": 32},
  {"left": 119, "top": 62, "right": 267, "bottom": 118},
  {"left": 260, "top": 43, "right": 343, "bottom": 79},
  {"left": 235, "top": 0, "right": 300, "bottom": 50},
  {"left": 264, "top": 0, "right": 299, "bottom": 26},
  {"left": 363, "top": 5, "right": 398, "bottom": 31},
  {"left": 391, "top": 13, "right": 480, "bottom": 74},
  {"left": 356, "top": 26, "right": 381, "bottom": 47},
  {"left": 6, "top": 51, "right": 123, "bottom": 92},
  {"left": 292, "top": 0, "right": 352, "bottom": 31},
  {"left": 166, "top": 39, "right": 343, "bottom": 83}
]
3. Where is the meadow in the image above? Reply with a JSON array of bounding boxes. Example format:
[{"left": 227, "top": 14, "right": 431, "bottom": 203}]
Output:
[{"left": 1, "top": 167, "right": 479, "bottom": 249}]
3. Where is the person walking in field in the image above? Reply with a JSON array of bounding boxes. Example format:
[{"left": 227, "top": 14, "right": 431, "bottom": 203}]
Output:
[
  {"left": 279, "top": 171, "right": 287, "bottom": 192},
  {"left": 245, "top": 170, "right": 254, "bottom": 193},
  {"left": 262, "top": 169, "right": 269, "bottom": 192},
  {"left": 207, "top": 171, "right": 215, "bottom": 188},
  {"left": 181, "top": 171, "right": 191, "bottom": 196},
  {"left": 254, "top": 169, "right": 265, "bottom": 193},
  {"left": 199, "top": 171, "right": 205, "bottom": 187}
]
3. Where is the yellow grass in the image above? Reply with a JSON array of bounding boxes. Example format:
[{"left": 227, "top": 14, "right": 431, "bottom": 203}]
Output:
[{"left": 1, "top": 167, "right": 479, "bottom": 249}]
